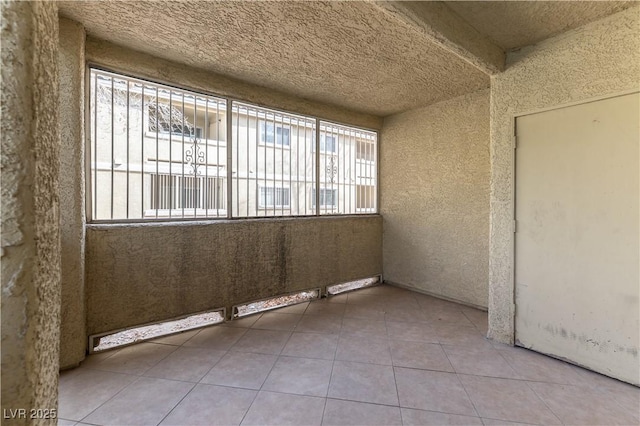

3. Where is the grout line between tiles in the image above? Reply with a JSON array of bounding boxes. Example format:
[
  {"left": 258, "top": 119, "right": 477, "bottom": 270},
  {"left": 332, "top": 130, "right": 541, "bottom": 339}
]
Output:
[{"left": 441, "top": 345, "right": 482, "bottom": 419}]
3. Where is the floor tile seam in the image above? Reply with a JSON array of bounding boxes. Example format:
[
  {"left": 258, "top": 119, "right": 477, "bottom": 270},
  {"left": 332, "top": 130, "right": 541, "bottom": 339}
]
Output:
[
  {"left": 325, "top": 396, "right": 401, "bottom": 409},
  {"left": 278, "top": 352, "right": 336, "bottom": 362},
  {"left": 74, "top": 374, "right": 149, "bottom": 424},
  {"left": 517, "top": 379, "right": 565, "bottom": 425},
  {"left": 400, "top": 407, "right": 486, "bottom": 421},
  {"left": 237, "top": 383, "right": 262, "bottom": 426},
  {"left": 253, "top": 328, "right": 298, "bottom": 396},
  {"left": 321, "top": 318, "right": 343, "bottom": 424},
  {"left": 479, "top": 416, "right": 539, "bottom": 425},
  {"left": 153, "top": 381, "right": 197, "bottom": 426},
  {"left": 440, "top": 344, "right": 482, "bottom": 419}
]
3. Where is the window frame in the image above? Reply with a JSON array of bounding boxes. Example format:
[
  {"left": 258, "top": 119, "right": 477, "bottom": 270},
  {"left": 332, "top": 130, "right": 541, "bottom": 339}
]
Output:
[
  {"left": 86, "top": 66, "right": 378, "bottom": 223},
  {"left": 257, "top": 185, "right": 291, "bottom": 209},
  {"left": 312, "top": 187, "right": 338, "bottom": 209},
  {"left": 258, "top": 119, "right": 291, "bottom": 148}
]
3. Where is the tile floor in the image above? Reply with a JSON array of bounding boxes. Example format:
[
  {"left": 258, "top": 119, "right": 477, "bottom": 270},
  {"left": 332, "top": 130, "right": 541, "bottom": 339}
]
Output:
[{"left": 58, "top": 284, "right": 639, "bottom": 426}]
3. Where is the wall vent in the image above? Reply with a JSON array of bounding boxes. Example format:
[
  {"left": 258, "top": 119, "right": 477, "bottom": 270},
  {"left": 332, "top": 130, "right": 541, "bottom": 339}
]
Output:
[
  {"left": 326, "top": 276, "right": 380, "bottom": 295},
  {"left": 89, "top": 308, "right": 225, "bottom": 353},
  {"left": 233, "top": 288, "right": 320, "bottom": 318}
]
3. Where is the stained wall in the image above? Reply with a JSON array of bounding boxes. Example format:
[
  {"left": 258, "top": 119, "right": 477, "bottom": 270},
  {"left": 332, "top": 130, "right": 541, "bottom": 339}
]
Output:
[
  {"left": 85, "top": 216, "right": 382, "bottom": 336},
  {"left": 1, "top": 0, "right": 61, "bottom": 420},
  {"left": 489, "top": 6, "right": 640, "bottom": 343},
  {"left": 381, "top": 89, "right": 490, "bottom": 308}
]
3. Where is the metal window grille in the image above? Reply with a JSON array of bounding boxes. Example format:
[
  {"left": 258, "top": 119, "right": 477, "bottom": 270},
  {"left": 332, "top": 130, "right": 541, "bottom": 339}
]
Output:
[{"left": 89, "top": 68, "right": 377, "bottom": 222}]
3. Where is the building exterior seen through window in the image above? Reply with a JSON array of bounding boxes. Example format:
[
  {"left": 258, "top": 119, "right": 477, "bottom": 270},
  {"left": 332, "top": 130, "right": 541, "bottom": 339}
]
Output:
[{"left": 89, "top": 69, "right": 377, "bottom": 221}]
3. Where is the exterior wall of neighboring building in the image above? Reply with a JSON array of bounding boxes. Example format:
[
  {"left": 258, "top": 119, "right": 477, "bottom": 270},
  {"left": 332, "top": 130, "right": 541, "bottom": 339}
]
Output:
[
  {"left": 381, "top": 89, "right": 490, "bottom": 309},
  {"left": 1, "top": 0, "right": 61, "bottom": 417},
  {"left": 489, "top": 6, "right": 640, "bottom": 344}
]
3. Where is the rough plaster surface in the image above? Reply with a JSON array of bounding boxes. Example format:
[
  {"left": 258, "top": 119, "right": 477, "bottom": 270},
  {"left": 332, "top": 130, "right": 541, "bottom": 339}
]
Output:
[
  {"left": 58, "top": 18, "right": 86, "bottom": 369},
  {"left": 85, "top": 216, "right": 382, "bottom": 335},
  {"left": 85, "top": 37, "right": 381, "bottom": 131},
  {"left": 446, "top": 1, "right": 635, "bottom": 50},
  {"left": 1, "top": 0, "right": 60, "bottom": 420},
  {"left": 58, "top": 1, "right": 489, "bottom": 116},
  {"left": 489, "top": 7, "right": 640, "bottom": 344},
  {"left": 372, "top": 1, "right": 504, "bottom": 75},
  {"left": 381, "top": 89, "right": 490, "bottom": 308}
]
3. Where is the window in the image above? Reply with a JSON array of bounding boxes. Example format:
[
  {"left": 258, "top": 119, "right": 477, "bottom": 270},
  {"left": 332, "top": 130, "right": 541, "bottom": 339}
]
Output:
[
  {"left": 149, "top": 174, "right": 224, "bottom": 212},
  {"left": 260, "top": 120, "right": 290, "bottom": 147},
  {"left": 89, "top": 69, "right": 377, "bottom": 221},
  {"left": 148, "top": 105, "right": 203, "bottom": 139},
  {"left": 312, "top": 188, "right": 337, "bottom": 208},
  {"left": 259, "top": 186, "right": 290, "bottom": 208},
  {"left": 313, "top": 133, "right": 337, "bottom": 153},
  {"left": 356, "top": 185, "right": 375, "bottom": 211}
]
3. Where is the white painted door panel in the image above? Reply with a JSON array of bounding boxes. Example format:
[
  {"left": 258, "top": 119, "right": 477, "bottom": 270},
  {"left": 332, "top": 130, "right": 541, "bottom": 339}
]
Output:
[{"left": 515, "top": 93, "right": 639, "bottom": 385}]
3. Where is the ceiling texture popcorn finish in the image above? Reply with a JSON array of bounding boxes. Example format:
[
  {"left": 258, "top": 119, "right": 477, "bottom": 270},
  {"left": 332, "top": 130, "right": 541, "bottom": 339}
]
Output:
[
  {"left": 58, "top": 0, "right": 490, "bottom": 116},
  {"left": 58, "top": 0, "right": 638, "bottom": 116},
  {"left": 445, "top": 1, "right": 636, "bottom": 50}
]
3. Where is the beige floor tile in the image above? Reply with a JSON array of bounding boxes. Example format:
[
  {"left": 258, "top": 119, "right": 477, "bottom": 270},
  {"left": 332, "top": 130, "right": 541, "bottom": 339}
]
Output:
[
  {"left": 251, "top": 312, "right": 302, "bottom": 331},
  {"left": 480, "top": 419, "right": 532, "bottom": 426},
  {"left": 184, "top": 325, "right": 248, "bottom": 350},
  {"left": 143, "top": 346, "right": 226, "bottom": 382},
  {"left": 328, "top": 361, "right": 399, "bottom": 406},
  {"left": 324, "top": 293, "right": 349, "bottom": 303},
  {"left": 281, "top": 332, "right": 338, "bottom": 360},
  {"left": 395, "top": 368, "right": 476, "bottom": 416},
  {"left": 528, "top": 381, "right": 639, "bottom": 425},
  {"left": 343, "top": 304, "right": 386, "bottom": 320},
  {"left": 149, "top": 329, "right": 200, "bottom": 346},
  {"left": 401, "top": 408, "right": 483, "bottom": 425},
  {"left": 58, "top": 369, "right": 136, "bottom": 421},
  {"left": 433, "top": 324, "right": 493, "bottom": 349},
  {"left": 442, "top": 345, "right": 520, "bottom": 379},
  {"left": 200, "top": 351, "right": 277, "bottom": 390},
  {"left": 597, "top": 381, "right": 640, "bottom": 422},
  {"left": 323, "top": 399, "right": 402, "bottom": 426},
  {"left": 386, "top": 321, "right": 439, "bottom": 343},
  {"left": 346, "top": 293, "right": 388, "bottom": 309},
  {"left": 230, "top": 329, "right": 291, "bottom": 355},
  {"left": 496, "top": 346, "right": 586, "bottom": 385},
  {"left": 305, "top": 301, "right": 347, "bottom": 317},
  {"left": 384, "top": 307, "right": 428, "bottom": 324},
  {"left": 390, "top": 341, "right": 454, "bottom": 372},
  {"left": 241, "top": 391, "right": 325, "bottom": 426},
  {"left": 458, "top": 374, "right": 561, "bottom": 425},
  {"left": 460, "top": 308, "right": 488, "bottom": 328},
  {"left": 275, "top": 301, "right": 310, "bottom": 314},
  {"left": 422, "top": 308, "right": 475, "bottom": 327},
  {"left": 336, "top": 334, "right": 392, "bottom": 365},
  {"left": 87, "top": 342, "right": 177, "bottom": 375},
  {"left": 160, "top": 384, "right": 256, "bottom": 426},
  {"left": 56, "top": 419, "right": 77, "bottom": 426},
  {"left": 341, "top": 317, "right": 387, "bottom": 338},
  {"left": 224, "top": 314, "right": 262, "bottom": 328},
  {"left": 262, "top": 356, "right": 333, "bottom": 397},
  {"left": 296, "top": 314, "right": 343, "bottom": 334},
  {"left": 82, "top": 377, "right": 194, "bottom": 426}
]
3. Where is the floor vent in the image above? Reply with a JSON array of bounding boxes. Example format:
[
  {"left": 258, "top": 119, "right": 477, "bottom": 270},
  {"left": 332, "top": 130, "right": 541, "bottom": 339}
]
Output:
[
  {"left": 89, "top": 308, "right": 225, "bottom": 353},
  {"left": 327, "top": 276, "right": 380, "bottom": 295},
  {"left": 233, "top": 288, "right": 320, "bottom": 318}
]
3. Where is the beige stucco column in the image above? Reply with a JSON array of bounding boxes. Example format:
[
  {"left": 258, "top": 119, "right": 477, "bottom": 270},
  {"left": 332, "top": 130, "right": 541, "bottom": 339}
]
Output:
[{"left": 1, "top": 0, "right": 61, "bottom": 422}]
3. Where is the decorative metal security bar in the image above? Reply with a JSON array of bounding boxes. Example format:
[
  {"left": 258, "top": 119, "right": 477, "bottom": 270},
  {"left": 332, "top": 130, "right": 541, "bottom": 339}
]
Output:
[
  {"left": 316, "top": 121, "right": 378, "bottom": 215},
  {"left": 89, "top": 69, "right": 227, "bottom": 221},
  {"left": 231, "top": 102, "right": 316, "bottom": 218},
  {"left": 89, "top": 68, "right": 378, "bottom": 222}
]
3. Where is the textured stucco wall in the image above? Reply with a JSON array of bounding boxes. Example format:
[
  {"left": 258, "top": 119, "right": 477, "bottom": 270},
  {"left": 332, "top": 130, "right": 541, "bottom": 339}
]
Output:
[
  {"left": 489, "top": 6, "right": 640, "bottom": 344},
  {"left": 84, "top": 37, "right": 383, "bottom": 131},
  {"left": 381, "top": 89, "right": 490, "bottom": 309},
  {"left": 58, "top": 18, "right": 86, "bottom": 369},
  {"left": 1, "top": 0, "right": 60, "bottom": 421},
  {"left": 85, "top": 216, "right": 382, "bottom": 335}
]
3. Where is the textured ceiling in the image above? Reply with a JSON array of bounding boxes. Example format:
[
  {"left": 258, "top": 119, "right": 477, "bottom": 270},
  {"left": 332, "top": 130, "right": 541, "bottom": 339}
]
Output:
[
  {"left": 445, "top": 1, "right": 636, "bottom": 50},
  {"left": 58, "top": 1, "right": 635, "bottom": 117},
  {"left": 58, "top": 0, "right": 490, "bottom": 117}
]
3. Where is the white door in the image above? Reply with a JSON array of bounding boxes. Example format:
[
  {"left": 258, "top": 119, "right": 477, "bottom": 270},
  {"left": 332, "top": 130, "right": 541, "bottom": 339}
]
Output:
[{"left": 515, "top": 93, "right": 639, "bottom": 385}]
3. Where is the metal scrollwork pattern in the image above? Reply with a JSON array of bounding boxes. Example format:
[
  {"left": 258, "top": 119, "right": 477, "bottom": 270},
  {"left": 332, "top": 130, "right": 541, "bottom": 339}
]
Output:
[{"left": 185, "top": 137, "right": 205, "bottom": 175}]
